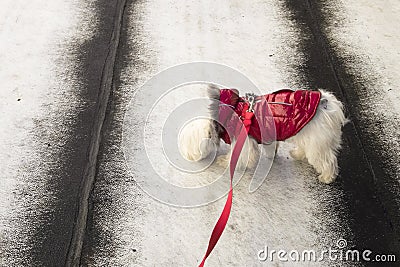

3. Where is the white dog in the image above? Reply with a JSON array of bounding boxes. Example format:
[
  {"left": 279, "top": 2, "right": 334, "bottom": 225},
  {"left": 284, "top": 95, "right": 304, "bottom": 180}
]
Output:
[{"left": 178, "top": 85, "right": 347, "bottom": 183}]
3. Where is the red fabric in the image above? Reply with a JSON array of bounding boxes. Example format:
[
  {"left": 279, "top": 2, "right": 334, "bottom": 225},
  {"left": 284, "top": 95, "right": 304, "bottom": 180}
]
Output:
[
  {"left": 218, "top": 89, "right": 321, "bottom": 144},
  {"left": 199, "top": 111, "right": 253, "bottom": 267}
]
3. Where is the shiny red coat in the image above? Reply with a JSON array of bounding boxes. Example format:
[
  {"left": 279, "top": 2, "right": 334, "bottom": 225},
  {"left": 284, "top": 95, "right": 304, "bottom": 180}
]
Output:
[{"left": 218, "top": 89, "right": 321, "bottom": 144}]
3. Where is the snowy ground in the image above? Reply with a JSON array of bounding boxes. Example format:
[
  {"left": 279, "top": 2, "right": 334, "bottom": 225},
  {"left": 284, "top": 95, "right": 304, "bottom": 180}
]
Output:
[{"left": 1, "top": 0, "right": 399, "bottom": 266}]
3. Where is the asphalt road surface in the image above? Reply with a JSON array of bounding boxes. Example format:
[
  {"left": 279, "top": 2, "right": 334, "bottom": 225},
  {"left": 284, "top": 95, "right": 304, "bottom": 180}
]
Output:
[{"left": 1, "top": 0, "right": 399, "bottom": 266}]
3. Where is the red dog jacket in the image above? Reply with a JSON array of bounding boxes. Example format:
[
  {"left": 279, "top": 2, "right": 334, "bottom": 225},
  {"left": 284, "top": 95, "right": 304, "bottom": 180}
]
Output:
[{"left": 218, "top": 89, "right": 321, "bottom": 144}]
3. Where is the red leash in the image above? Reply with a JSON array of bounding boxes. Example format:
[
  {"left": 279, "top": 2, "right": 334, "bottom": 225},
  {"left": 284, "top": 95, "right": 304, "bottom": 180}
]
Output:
[{"left": 198, "top": 108, "right": 254, "bottom": 267}]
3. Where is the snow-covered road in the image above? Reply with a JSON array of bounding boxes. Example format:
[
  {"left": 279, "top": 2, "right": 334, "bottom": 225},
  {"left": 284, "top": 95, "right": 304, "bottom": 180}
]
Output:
[{"left": 1, "top": 0, "right": 399, "bottom": 266}]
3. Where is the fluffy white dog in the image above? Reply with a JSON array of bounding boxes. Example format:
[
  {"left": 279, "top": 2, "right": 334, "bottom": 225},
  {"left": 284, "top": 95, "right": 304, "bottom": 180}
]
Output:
[{"left": 178, "top": 85, "right": 347, "bottom": 183}]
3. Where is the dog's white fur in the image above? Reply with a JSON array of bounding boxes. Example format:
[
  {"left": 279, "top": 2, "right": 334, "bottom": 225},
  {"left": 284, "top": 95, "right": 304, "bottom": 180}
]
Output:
[{"left": 178, "top": 86, "right": 347, "bottom": 183}]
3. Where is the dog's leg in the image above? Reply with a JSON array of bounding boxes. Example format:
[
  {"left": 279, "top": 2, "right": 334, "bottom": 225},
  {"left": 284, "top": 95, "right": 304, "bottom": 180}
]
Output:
[
  {"left": 298, "top": 117, "right": 341, "bottom": 184},
  {"left": 214, "top": 153, "right": 230, "bottom": 167},
  {"left": 306, "top": 148, "right": 338, "bottom": 184},
  {"left": 237, "top": 137, "right": 260, "bottom": 170},
  {"left": 289, "top": 146, "right": 306, "bottom": 161},
  {"left": 304, "top": 90, "right": 346, "bottom": 183},
  {"left": 231, "top": 137, "right": 260, "bottom": 170},
  {"left": 264, "top": 141, "right": 279, "bottom": 159},
  {"left": 219, "top": 137, "right": 260, "bottom": 170}
]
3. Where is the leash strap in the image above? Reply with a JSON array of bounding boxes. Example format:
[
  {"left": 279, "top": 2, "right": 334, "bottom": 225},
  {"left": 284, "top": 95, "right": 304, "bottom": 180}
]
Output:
[{"left": 198, "top": 110, "right": 254, "bottom": 267}]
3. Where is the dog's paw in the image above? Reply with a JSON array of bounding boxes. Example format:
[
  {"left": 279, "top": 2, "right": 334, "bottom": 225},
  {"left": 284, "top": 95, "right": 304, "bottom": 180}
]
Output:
[
  {"left": 318, "top": 174, "right": 336, "bottom": 184},
  {"left": 214, "top": 154, "right": 229, "bottom": 167},
  {"left": 289, "top": 148, "right": 306, "bottom": 161}
]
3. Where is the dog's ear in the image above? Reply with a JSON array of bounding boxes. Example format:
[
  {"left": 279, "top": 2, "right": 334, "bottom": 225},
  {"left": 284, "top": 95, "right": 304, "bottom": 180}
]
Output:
[
  {"left": 231, "top": 88, "right": 239, "bottom": 96},
  {"left": 207, "top": 84, "right": 240, "bottom": 100},
  {"left": 229, "top": 89, "right": 239, "bottom": 104},
  {"left": 207, "top": 84, "right": 220, "bottom": 100}
]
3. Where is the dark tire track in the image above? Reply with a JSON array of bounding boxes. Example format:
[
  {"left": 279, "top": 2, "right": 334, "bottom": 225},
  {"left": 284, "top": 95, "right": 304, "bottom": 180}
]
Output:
[
  {"left": 25, "top": 0, "right": 127, "bottom": 266},
  {"left": 64, "top": 0, "right": 128, "bottom": 266},
  {"left": 284, "top": 0, "right": 400, "bottom": 261},
  {"left": 22, "top": 1, "right": 125, "bottom": 266},
  {"left": 79, "top": 0, "right": 139, "bottom": 264}
]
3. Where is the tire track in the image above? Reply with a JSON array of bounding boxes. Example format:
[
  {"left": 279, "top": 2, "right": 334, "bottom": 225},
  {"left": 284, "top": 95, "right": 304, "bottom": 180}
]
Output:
[{"left": 64, "top": 0, "right": 127, "bottom": 266}]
